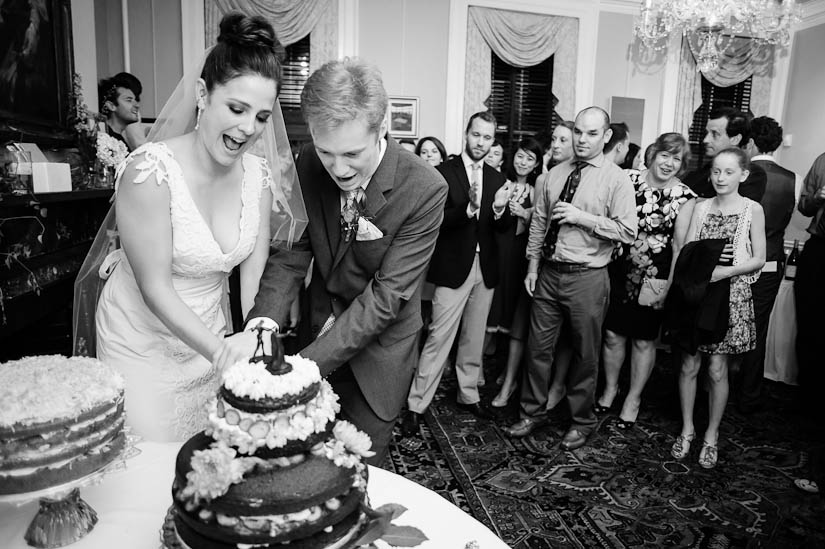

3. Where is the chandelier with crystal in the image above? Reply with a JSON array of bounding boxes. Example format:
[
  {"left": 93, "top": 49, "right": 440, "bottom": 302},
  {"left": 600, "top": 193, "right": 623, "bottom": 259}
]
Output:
[{"left": 634, "top": 0, "right": 800, "bottom": 73}]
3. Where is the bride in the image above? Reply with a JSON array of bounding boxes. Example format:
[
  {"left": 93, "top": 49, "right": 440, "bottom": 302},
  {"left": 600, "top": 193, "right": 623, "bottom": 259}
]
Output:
[{"left": 73, "top": 13, "right": 306, "bottom": 442}]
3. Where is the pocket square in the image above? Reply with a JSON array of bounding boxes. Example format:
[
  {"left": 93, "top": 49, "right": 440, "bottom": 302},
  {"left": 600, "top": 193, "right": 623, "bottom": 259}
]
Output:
[{"left": 356, "top": 217, "right": 384, "bottom": 241}]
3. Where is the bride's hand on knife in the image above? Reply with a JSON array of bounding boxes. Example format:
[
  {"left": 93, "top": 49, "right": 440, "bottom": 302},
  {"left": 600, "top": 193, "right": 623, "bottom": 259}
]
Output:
[{"left": 212, "top": 331, "right": 259, "bottom": 373}]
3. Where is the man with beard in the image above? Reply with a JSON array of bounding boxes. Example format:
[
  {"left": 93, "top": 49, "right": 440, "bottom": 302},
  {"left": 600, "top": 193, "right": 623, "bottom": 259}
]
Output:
[
  {"left": 504, "top": 107, "right": 637, "bottom": 449},
  {"left": 683, "top": 106, "right": 766, "bottom": 202},
  {"left": 401, "top": 111, "right": 510, "bottom": 435}
]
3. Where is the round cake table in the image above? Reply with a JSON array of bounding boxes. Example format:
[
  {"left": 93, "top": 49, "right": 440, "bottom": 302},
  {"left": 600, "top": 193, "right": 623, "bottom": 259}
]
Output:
[{"left": 0, "top": 441, "right": 507, "bottom": 549}]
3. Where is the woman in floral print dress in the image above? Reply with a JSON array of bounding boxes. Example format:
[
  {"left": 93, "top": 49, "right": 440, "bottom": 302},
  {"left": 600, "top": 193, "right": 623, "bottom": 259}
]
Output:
[{"left": 596, "top": 133, "right": 696, "bottom": 427}]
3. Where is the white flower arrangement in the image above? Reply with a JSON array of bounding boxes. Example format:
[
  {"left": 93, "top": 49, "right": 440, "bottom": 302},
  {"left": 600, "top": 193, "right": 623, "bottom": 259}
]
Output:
[
  {"left": 96, "top": 132, "right": 129, "bottom": 169},
  {"left": 313, "top": 420, "right": 375, "bottom": 470},
  {"left": 333, "top": 421, "right": 375, "bottom": 458},
  {"left": 180, "top": 444, "right": 260, "bottom": 504}
]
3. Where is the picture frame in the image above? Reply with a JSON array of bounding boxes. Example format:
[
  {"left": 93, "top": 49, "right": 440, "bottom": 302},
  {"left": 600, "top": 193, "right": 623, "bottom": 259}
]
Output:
[
  {"left": 0, "top": 0, "right": 76, "bottom": 147},
  {"left": 387, "top": 96, "right": 419, "bottom": 138}
]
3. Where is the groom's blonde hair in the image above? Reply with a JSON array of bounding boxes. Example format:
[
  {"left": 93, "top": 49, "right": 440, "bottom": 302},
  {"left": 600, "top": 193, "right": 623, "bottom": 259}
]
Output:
[{"left": 301, "top": 58, "right": 388, "bottom": 135}]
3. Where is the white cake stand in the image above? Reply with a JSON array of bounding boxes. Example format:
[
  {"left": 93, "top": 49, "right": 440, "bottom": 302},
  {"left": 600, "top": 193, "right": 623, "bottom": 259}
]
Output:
[{"left": 0, "top": 431, "right": 140, "bottom": 548}]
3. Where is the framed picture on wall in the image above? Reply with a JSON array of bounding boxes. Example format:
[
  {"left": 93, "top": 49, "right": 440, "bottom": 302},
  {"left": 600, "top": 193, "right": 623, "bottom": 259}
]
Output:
[
  {"left": 0, "top": 0, "right": 75, "bottom": 147},
  {"left": 388, "top": 96, "right": 419, "bottom": 138}
]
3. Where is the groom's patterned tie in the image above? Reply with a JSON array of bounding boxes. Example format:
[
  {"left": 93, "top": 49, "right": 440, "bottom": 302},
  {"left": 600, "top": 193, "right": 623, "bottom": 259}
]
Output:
[{"left": 340, "top": 188, "right": 365, "bottom": 243}]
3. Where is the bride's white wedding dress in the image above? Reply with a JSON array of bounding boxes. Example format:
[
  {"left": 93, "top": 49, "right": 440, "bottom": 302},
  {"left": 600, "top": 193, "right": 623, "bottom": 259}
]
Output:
[{"left": 95, "top": 142, "right": 270, "bottom": 441}]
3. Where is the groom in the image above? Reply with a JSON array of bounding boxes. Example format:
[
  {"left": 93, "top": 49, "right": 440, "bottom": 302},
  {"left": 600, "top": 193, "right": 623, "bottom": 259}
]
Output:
[{"left": 247, "top": 58, "right": 447, "bottom": 465}]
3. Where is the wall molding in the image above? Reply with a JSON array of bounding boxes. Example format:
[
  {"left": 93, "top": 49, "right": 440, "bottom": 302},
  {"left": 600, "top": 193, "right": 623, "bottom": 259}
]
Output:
[
  {"left": 338, "top": 0, "right": 359, "bottom": 58},
  {"left": 444, "top": 0, "right": 599, "bottom": 153},
  {"left": 181, "top": 0, "right": 205, "bottom": 78},
  {"left": 799, "top": 0, "right": 825, "bottom": 30},
  {"left": 599, "top": 0, "right": 639, "bottom": 15}
]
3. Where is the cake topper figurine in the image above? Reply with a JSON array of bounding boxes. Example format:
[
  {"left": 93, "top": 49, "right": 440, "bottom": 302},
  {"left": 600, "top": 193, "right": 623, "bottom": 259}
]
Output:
[{"left": 250, "top": 322, "right": 293, "bottom": 375}]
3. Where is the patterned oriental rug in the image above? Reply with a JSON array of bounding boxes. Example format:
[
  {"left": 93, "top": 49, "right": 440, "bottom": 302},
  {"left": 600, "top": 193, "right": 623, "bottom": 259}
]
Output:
[{"left": 386, "top": 351, "right": 825, "bottom": 548}]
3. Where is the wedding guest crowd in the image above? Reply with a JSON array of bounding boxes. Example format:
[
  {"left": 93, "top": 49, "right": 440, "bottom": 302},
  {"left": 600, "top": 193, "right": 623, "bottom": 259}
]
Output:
[{"left": 393, "top": 105, "right": 811, "bottom": 473}]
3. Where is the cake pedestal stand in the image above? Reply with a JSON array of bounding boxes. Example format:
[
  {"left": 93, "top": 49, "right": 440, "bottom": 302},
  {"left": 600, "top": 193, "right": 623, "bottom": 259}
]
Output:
[
  {"left": 0, "top": 432, "right": 140, "bottom": 548},
  {"left": 23, "top": 488, "right": 98, "bottom": 548}
]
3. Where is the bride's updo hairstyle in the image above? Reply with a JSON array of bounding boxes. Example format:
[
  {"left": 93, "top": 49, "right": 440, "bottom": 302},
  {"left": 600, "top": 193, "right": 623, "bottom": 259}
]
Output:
[{"left": 201, "top": 12, "right": 284, "bottom": 95}]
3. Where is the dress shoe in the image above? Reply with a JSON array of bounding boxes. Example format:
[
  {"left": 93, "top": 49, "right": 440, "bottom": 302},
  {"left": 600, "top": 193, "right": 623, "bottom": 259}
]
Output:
[
  {"left": 399, "top": 410, "right": 421, "bottom": 438},
  {"left": 504, "top": 417, "right": 546, "bottom": 438},
  {"left": 456, "top": 401, "right": 495, "bottom": 420},
  {"left": 561, "top": 429, "right": 587, "bottom": 450}
]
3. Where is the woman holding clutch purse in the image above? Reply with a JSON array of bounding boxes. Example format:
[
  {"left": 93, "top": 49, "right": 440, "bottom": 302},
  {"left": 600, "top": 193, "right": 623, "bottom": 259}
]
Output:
[{"left": 595, "top": 133, "right": 696, "bottom": 428}]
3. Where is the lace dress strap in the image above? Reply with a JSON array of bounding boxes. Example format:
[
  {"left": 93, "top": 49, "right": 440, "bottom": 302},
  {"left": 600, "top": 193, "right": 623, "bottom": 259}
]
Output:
[
  {"left": 255, "top": 154, "right": 273, "bottom": 190},
  {"left": 114, "top": 142, "right": 176, "bottom": 192}
]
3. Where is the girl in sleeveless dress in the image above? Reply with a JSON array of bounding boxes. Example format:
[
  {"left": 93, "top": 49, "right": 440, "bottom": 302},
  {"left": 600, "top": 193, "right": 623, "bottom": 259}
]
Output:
[
  {"left": 91, "top": 14, "right": 302, "bottom": 441},
  {"left": 671, "top": 148, "right": 766, "bottom": 468}
]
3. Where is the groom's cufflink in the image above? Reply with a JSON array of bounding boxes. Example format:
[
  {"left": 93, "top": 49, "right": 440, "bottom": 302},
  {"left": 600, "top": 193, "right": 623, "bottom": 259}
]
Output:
[{"left": 245, "top": 317, "right": 279, "bottom": 333}]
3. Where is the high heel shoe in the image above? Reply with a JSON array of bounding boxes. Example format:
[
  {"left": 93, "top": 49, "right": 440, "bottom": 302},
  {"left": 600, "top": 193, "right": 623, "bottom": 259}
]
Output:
[
  {"left": 491, "top": 385, "right": 516, "bottom": 408},
  {"left": 616, "top": 401, "right": 640, "bottom": 430},
  {"left": 671, "top": 432, "right": 695, "bottom": 460},
  {"left": 593, "top": 388, "right": 619, "bottom": 415},
  {"left": 616, "top": 418, "right": 636, "bottom": 430},
  {"left": 698, "top": 440, "right": 718, "bottom": 469}
]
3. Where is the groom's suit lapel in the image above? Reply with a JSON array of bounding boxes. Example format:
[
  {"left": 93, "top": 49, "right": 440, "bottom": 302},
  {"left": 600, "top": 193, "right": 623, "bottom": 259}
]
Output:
[{"left": 329, "top": 137, "right": 396, "bottom": 274}]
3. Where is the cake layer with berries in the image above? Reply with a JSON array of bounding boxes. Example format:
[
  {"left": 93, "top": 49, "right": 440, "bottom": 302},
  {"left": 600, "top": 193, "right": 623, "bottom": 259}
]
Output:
[{"left": 206, "top": 354, "right": 339, "bottom": 455}]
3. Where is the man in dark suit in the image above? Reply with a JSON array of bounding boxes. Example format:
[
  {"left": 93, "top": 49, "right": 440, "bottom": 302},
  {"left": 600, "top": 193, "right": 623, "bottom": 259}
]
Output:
[
  {"left": 401, "top": 111, "right": 510, "bottom": 434},
  {"left": 737, "top": 116, "right": 797, "bottom": 414},
  {"left": 683, "top": 106, "right": 767, "bottom": 202},
  {"left": 247, "top": 59, "right": 447, "bottom": 465}
]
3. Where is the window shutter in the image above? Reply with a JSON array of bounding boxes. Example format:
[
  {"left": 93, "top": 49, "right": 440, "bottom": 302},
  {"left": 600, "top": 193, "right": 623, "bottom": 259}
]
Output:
[
  {"left": 280, "top": 36, "right": 311, "bottom": 147},
  {"left": 489, "top": 53, "right": 558, "bottom": 150},
  {"left": 688, "top": 75, "right": 753, "bottom": 171}
]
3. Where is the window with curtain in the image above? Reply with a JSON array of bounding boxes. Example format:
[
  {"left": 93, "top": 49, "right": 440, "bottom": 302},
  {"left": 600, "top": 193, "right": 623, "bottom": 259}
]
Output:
[
  {"left": 280, "top": 35, "right": 311, "bottom": 148},
  {"left": 489, "top": 53, "right": 559, "bottom": 151},
  {"left": 688, "top": 75, "right": 753, "bottom": 171}
]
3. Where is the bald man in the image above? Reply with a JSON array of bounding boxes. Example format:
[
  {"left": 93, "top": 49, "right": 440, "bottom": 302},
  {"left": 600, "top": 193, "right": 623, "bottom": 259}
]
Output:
[{"left": 505, "top": 107, "right": 637, "bottom": 449}]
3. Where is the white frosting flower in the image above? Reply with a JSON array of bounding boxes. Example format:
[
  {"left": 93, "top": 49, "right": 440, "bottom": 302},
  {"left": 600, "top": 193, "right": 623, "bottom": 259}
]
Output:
[{"left": 222, "top": 355, "right": 321, "bottom": 401}]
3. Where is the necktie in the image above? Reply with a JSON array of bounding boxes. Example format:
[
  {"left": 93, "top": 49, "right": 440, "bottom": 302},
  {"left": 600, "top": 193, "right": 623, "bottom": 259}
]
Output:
[
  {"left": 340, "top": 188, "right": 364, "bottom": 243},
  {"left": 469, "top": 164, "right": 481, "bottom": 210},
  {"left": 542, "top": 161, "right": 587, "bottom": 258}
]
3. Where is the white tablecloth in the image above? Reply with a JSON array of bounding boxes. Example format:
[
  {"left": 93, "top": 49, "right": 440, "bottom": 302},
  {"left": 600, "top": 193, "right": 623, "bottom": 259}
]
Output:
[
  {"left": 764, "top": 279, "right": 798, "bottom": 385},
  {"left": 0, "top": 442, "right": 506, "bottom": 549}
]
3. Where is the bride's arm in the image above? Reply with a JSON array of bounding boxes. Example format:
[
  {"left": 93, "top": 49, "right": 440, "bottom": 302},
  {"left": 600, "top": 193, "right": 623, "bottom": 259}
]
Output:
[
  {"left": 116, "top": 161, "right": 250, "bottom": 371},
  {"left": 239, "top": 184, "right": 273, "bottom": 317}
]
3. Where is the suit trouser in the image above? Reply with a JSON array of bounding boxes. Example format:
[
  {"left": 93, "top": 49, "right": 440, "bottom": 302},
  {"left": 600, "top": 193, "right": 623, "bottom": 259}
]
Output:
[
  {"left": 407, "top": 252, "right": 494, "bottom": 412},
  {"left": 794, "top": 235, "right": 825, "bottom": 424},
  {"left": 327, "top": 364, "right": 395, "bottom": 467},
  {"left": 739, "top": 270, "right": 783, "bottom": 407},
  {"left": 519, "top": 265, "right": 609, "bottom": 435}
]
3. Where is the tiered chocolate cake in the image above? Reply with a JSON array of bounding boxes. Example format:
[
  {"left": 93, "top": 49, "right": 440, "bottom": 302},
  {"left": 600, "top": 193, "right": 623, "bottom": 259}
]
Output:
[
  {"left": 0, "top": 355, "right": 126, "bottom": 495},
  {"left": 171, "top": 334, "right": 373, "bottom": 549}
]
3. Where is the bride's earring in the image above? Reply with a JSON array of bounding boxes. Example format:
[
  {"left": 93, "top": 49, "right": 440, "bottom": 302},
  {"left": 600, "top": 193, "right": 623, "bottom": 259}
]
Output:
[{"left": 195, "top": 104, "right": 203, "bottom": 130}]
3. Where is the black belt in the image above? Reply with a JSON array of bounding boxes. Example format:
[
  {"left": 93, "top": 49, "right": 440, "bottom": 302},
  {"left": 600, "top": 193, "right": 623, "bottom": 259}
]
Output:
[{"left": 547, "top": 261, "right": 599, "bottom": 273}]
